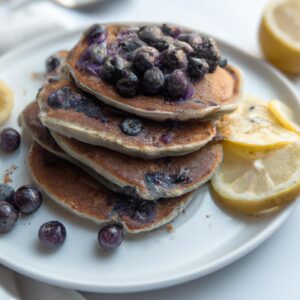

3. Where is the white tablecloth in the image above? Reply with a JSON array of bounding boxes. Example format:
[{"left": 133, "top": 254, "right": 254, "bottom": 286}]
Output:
[{"left": 1, "top": 0, "right": 300, "bottom": 299}]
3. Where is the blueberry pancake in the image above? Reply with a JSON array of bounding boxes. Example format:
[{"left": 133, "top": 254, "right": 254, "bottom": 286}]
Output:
[
  {"left": 28, "top": 142, "right": 195, "bottom": 233},
  {"left": 38, "top": 78, "right": 217, "bottom": 159},
  {"left": 67, "top": 23, "right": 242, "bottom": 121},
  {"left": 52, "top": 131, "right": 222, "bottom": 200},
  {"left": 20, "top": 101, "right": 124, "bottom": 194}
]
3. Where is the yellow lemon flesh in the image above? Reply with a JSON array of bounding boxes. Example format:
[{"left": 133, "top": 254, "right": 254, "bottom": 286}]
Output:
[
  {"left": 259, "top": 0, "right": 300, "bottom": 74},
  {"left": 0, "top": 80, "right": 14, "bottom": 126},
  {"left": 218, "top": 95, "right": 299, "bottom": 151},
  {"left": 211, "top": 142, "right": 300, "bottom": 214},
  {"left": 268, "top": 99, "right": 300, "bottom": 134}
]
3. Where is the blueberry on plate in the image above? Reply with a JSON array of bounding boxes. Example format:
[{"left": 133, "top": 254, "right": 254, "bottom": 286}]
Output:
[
  {"left": 116, "top": 70, "right": 139, "bottom": 97},
  {"left": 0, "top": 184, "right": 15, "bottom": 203},
  {"left": 13, "top": 185, "right": 43, "bottom": 214},
  {"left": 142, "top": 67, "right": 165, "bottom": 94},
  {"left": 0, "top": 128, "right": 21, "bottom": 152},
  {"left": 165, "top": 69, "right": 188, "bottom": 100},
  {"left": 0, "top": 200, "right": 18, "bottom": 233},
  {"left": 38, "top": 221, "right": 66, "bottom": 249},
  {"left": 120, "top": 118, "right": 143, "bottom": 136},
  {"left": 98, "top": 223, "right": 123, "bottom": 252}
]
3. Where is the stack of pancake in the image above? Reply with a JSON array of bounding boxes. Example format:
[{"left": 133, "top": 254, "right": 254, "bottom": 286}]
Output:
[{"left": 21, "top": 23, "right": 242, "bottom": 234}]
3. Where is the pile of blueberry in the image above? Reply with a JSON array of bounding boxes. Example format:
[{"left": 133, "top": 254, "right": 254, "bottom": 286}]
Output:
[{"left": 77, "top": 23, "right": 226, "bottom": 100}]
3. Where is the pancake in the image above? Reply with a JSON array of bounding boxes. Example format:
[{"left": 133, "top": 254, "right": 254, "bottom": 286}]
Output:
[
  {"left": 28, "top": 142, "right": 195, "bottom": 233},
  {"left": 20, "top": 101, "right": 123, "bottom": 194},
  {"left": 52, "top": 131, "right": 223, "bottom": 200},
  {"left": 67, "top": 23, "right": 243, "bottom": 121},
  {"left": 38, "top": 78, "right": 217, "bottom": 159},
  {"left": 22, "top": 101, "right": 222, "bottom": 200}
]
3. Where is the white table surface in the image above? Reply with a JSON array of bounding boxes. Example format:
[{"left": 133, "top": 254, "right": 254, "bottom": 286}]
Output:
[{"left": 1, "top": 0, "right": 300, "bottom": 299}]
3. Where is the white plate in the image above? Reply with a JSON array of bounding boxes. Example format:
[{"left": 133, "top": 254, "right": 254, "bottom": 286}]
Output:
[{"left": 0, "top": 28, "right": 299, "bottom": 293}]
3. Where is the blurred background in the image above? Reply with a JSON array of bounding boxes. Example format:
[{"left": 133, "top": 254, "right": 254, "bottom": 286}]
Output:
[{"left": 1, "top": 0, "right": 300, "bottom": 299}]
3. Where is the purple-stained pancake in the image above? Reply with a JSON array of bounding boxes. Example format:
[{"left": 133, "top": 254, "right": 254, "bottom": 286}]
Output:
[
  {"left": 67, "top": 23, "right": 242, "bottom": 121},
  {"left": 38, "top": 78, "right": 217, "bottom": 159},
  {"left": 28, "top": 142, "right": 195, "bottom": 233}
]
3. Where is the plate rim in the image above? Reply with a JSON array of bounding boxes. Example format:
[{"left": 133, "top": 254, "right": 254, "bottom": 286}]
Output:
[{"left": 0, "top": 24, "right": 299, "bottom": 293}]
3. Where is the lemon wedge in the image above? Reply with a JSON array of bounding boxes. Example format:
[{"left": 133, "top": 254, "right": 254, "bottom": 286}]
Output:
[
  {"left": 218, "top": 95, "right": 299, "bottom": 150},
  {"left": 268, "top": 99, "right": 300, "bottom": 133},
  {"left": 0, "top": 80, "right": 14, "bottom": 126},
  {"left": 259, "top": 0, "right": 300, "bottom": 74},
  {"left": 211, "top": 142, "right": 300, "bottom": 214}
]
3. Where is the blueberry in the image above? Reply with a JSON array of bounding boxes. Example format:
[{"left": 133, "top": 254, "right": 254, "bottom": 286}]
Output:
[
  {"left": 177, "top": 33, "right": 190, "bottom": 42},
  {"left": 159, "top": 45, "right": 188, "bottom": 71},
  {"left": 89, "top": 44, "right": 107, "bottom": 65},
  {"left": 120, "top": 118, "right": 142, "bottom": 136},
  {"left": 116, "top": 70, "right": 139, "bottom": 97},
  {"left": 101, "top": 56, "right": 127, "bottom": 83},
  {"left": 0, "top": 184, "right": 15, "bottom": 203},
  {"left": 219, "top": 58, "right": 228, "bottom": 68},
  {"left": 161, "top": 24, "right": 181, "bottom": 38},
  {"left": 173, "top": 40, "right": 194, "bottom": 55},
  {"left": 0, "top": 201, "right": 18, "bottom": 233},
  {"left": 120, "top": 38, "right": 146, "bottom": 52},
  {"left": 85, "top": 24, "right": 107, "bottom": 44},
  {"left": 0, "top": 128, "right": 21, "bottom": 152},
  {"left": 151, "top": 36, "right": 173, "bottom": 51},
  {"left": 188, "top": 57, "right": 209, "bottom": 79},
  {"left": 138, "top": 26, "right": 162, "bottom": 46},
  {"left": 38, "top": 221, "right": 66, "bottom": 249},
  {"left": 45, "top": 55, "right": 61, "bottom": 73},
  {"left": 131, "top": 201, "right": 156, "bottom": 223},
  {"left": 48, "top": 87, "right": 80, "bottom": 109},
  {"left": 98, "top": 224, "right": 123, "bottom": 251},
  {"left": 187, "top": 33, "right": 204, "bottom": 52},
  {"left": 165, "top": 69, "right": 188, "bottom": 100},
  {"left": 142, "top": 67, "right": 164, "bottom": 94},
  {"left": 13, "top": 185, "right": 42, "bottom": 214},
  {"left": 132, "top": 46, "right": 159, "bottom": 74}
]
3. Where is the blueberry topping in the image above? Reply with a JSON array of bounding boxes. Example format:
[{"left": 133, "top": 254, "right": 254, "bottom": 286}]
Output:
[
  {"left": 120, "top": 118, "right": 142, "bottom": 136},
  {"left": 165, "top": 69, "right": 188, "bottom": 100},
  {"left": 120, "top": 37, "right": 146, "bottom": 52},
  {"left": 13, "top": 185, "right": 42, "bottom": 214},
  {"left": 138, "top": 26, "right": 162, "bottom": 46},
  {"left": 145, "top": 169, "right": 191, "bottom": 192},
  {"left": 0, "top": 201, "right": 18, "bottom": 233},
  {"left": 188, "top": 57, "right": 209, "bottom": 79},
  {"left": 151, "top": 36, "right": 173, "bottom": 51},
  {"left": 160, "top": 132, "right": 173, "bottom": 144},
  {"left": 0, "top": 184, "right": 15, "bottom": 203},
  {"left": 177, "top": 33, "right": 190, "bottom": 42},
  {"left": 89, "top": 44, "right": 107, "bottom": 65},
  {"left": 142, "top": 67, "right": 164, "bottom": 94},
  {"left": 98, "top": 224, "right": 123, "bottom": 251},
  {"left": 0, "top": 128, "right": 21, "bottom": 152},
  {"left": 159, "top": 45, "right": 188, "bottom": 71},
  {"left": 101, "top": 56, "right": 128, "bottom": 83},
  {"left": 219, "top": 58, "right": 228, "bottom": 68},
  {"left": 38, "top": 221, "right": 66, "bottom": 249},
  {"left": 161, "top": 24, "right": 181, "bottom": 38},
  {"left": 85, "top": 24, "right": 107, "bottom": 44},
  {"left": 113, "top": 197, "right": 156, "bottom": 224},
  {"left": 173, "top": 40, "right": 194, "bottom": 54},
  {"left": 116, "top": 70, "right": 139, "bottom": 97},
  {"left": 132, "top": 46, "right": 159, "bottom": 74},
  {"left": 45, "top": 55, "right": 61, "bottom": 73}
]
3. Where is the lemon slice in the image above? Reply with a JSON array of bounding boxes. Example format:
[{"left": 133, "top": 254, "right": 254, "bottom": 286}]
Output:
[
  {"left": 218, "top": 95, "right": 299, "bottom": 150},
  {"left": 259, "top": 0, "right": 300, "bottom": 74},
  {"left": 0, "top": 80, "right": 14, "bottom": 125},
  {"left": 211, "top": 142, "right": 300, "bottom": 214},
  {"left": 268, "top": 99, "right": 300, "bottom": 133}
]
